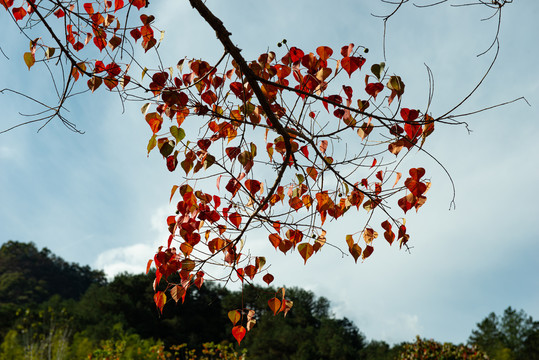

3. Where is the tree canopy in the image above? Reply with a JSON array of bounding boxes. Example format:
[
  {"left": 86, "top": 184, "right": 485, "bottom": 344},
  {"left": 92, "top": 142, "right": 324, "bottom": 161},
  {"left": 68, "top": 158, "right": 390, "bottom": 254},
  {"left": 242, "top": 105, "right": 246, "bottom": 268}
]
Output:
[{"left": 0, "top": 0, "right": 520, "bottom": 343}]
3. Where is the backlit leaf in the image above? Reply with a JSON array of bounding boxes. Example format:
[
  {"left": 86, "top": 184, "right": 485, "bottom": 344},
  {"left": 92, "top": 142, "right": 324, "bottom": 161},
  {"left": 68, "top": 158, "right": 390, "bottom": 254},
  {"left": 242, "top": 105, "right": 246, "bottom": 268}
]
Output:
[
  {"left": 232, "top": 325, "right": 246, "bottom": 345},
  {"left": 229, "top": 212, "right": 242, "bottom": 228},
  {"left": 145, "top": 112, "right": 163, "bottom": 134},
  {"left": 298, "top": 243, "right": 314, "bottom": 264},
  {"left": 154, "top": 291, "right": 166, "bottom": 313},
  {"left": 23, "top": 52, "right": 34, "bottom": 70},
  {"left": 228, "top": 310, "right": 241, "bottom": 325},
  {"left": 362, "top": 245, "right": 374, "bottom": 260},
  {"left": 268, "top": 297, "right": 281, "bottom": 315},
  {"left": 350, "top": 243, "right": 362, "bottom": 263},
  {"left": 170, "top": 126, "right": 185, "bottom": 143},
  {"left": 263, "top": 273, "right": 274, "bottom": 285}
]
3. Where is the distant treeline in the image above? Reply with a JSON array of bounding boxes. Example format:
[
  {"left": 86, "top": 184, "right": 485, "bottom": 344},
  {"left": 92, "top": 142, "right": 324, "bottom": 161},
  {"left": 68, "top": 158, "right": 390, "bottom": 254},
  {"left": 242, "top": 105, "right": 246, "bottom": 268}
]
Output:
[{"left": 0, "top": 241, "right": 537, "bottom": 359}]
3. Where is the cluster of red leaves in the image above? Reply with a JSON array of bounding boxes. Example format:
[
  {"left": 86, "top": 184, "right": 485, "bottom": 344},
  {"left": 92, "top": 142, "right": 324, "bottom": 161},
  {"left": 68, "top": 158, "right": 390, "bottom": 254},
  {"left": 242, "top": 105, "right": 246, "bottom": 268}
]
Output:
[
  {"left": 4, "top": 0, "right": 438, "bottom": 343},
  {"left": 137, "top": 44, "right": 435, "bottom": 343}
]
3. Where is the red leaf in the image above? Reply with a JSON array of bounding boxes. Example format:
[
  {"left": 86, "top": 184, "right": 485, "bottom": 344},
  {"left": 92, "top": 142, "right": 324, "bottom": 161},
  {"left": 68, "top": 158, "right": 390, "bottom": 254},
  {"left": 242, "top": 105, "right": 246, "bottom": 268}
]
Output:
[
  {"left": 398, "top": 193, "right": 415, "bottom": 214},
  {"left": 381, "top": 220, "right": 395, "bottom": 246},
  {"left": 53, "top": 8, "right": 64, "bottom": 17},
  {"left": 343, "top": 85, "right": 353, "bottom": 100},
  {"left": 83, "top": 2, "right": 93, "bottom": 14},
  {"left": 130, "top": 28, "right": 141, "bottom": 42},
  {"left": 93, "top": 36, "right": 107, "bottom": 52},
  {"left": 400, "top": 108, "right": 419, "bottom": 122},
  {"left": 341, "top": 43, "right": 354, "bottom": 57},
  {"left": 409, "top": 167, "right": 426, "bottom": 181},
  {"left": 12, "top": 6, "right": 26, "bottom": 21},
  {"left": 166, "top": 155, "right": 177, "bottom": 171},
  {"left": 114, "top": 0, "right": 124, "bottom": 12},
  {"left": 300, "top": 145, "right": 309, "bottom": 158},
  {"left": 229, "top": 212, "right": 242, "bottom": 228},
  {"left": 341, "top": 56, "right": 365, "bottom": 77},
  {"left": 244, "top": 264, "right": 257, "bottom": 280},
  {"left": 1, "top": 0, "right": 14, "bottom": 10},
  {"left": 225, "top": 146, "right": 241, "bottom": 160},
  {"left": 245, "top": 179, "right": 261, "bottom": 196},
  {"left": 365, "top": 83, "right": 384, "bottom": 100},
  {"left": 201, "top": 90, "right": 217, "bottom": 105},
  {"left": 289, "top": 47, "right": 304, "bottom": 63},
  {"left": 232, "top": 325, "right": 246, "bottom": 345},
  {"left": 263, "top": 273, "right": 274, "bottom": 285},
  {"left": 225, "top": 178, "right": 241, "bottom": 197},
  {"left": 154, "top": 291, "right": 166, "bottom": 313},
  {"left": 316, "top": 46, "right": 333, "bottom": 61},
  {"left": 106, "top": 62, "right": 121, "bottom": 77},
  {"left": 269, "top": 233, "right": 281, "bottom": 249},
  {"left": 362, "top": 245, "right": 374, "bottom": 260},
  {"left": 129, "top": 0, "right": 146, "bottom": 10}
]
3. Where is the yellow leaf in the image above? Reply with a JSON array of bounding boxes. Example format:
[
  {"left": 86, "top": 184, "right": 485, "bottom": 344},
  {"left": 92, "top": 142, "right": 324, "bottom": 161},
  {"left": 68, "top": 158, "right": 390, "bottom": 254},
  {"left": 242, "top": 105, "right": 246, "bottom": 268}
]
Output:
[{"left": 23, "top": 52, "right": 35, "bottom": 70}]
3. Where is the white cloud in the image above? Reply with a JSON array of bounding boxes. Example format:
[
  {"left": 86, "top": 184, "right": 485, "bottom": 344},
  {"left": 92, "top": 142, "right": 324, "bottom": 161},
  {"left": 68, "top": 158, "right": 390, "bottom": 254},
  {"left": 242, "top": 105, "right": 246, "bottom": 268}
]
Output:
[{"left": 95, "top": 205, "right": 172, "bottom": 278}]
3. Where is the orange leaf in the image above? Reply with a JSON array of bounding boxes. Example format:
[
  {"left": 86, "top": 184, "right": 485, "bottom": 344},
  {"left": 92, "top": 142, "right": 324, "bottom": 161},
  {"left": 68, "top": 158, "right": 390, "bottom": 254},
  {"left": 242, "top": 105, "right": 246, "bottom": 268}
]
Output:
[
  {"left": 146, "top": 259, "right": 152, "bottom": 274},
  {"left": 393, "top": 172, "right": 402, "bottom": 188},
  {"left": 298, "top": 243, "right": 314, "bottom": 264},
  {"left": 306, "top": 167, "right": 318, "bottom": 181},
  {"left": 232, "top": 325, "right": 246, "bottom": 345},
  {"left": 145, "top": 112, "right": 163, "bottom": 134},
  {"left": 244, "top": 264, "right": 257, "bottom": 280},
  {"left": 316, "top": 46, "right": 333, "bottom": 61},
  {"left": 170, "top": 185, "right": 179, "bottom": 202},
  {"left": 269, "top": 233, "right": 281, "bottom": 249},
  {"left": 268, "top": 297, "right": 282, "bottom": 315},
  {"left": 228, "top": 310, "right": 241, "bottom": 325},
  {"left": 319, "top": 140, "right": 328, "bottom": 154},
  {"left": 363, "top": 228, "right": 378, "bottom": 244},
  {"left": 154, "top": 291, "right": 166, "bottom": 313}
]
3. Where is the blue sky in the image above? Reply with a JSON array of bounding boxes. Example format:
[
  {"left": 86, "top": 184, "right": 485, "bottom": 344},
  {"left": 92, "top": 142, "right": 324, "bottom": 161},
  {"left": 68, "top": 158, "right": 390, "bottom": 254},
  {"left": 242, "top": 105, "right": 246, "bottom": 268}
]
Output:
[{"left": 1, "top": 0, "right": 538, "bottom": 345}]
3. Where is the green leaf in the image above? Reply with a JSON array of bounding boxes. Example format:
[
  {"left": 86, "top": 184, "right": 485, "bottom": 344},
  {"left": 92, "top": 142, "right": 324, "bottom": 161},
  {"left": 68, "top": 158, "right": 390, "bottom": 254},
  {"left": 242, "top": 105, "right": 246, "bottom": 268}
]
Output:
[
  {"left": 371, "top": 62, "right": 385, "bottom": 80},
  {"left": 204, "top": 154, "right": 215, "bottom": 169},
  {"left": 45, "top": 47, "right": 55, "bottom": 59},
  {"left": 250, "top": 142, "right": 257, "bottom": 157},
  {"left": 147, "top": 134, "right": 157, "bottom": 155},
  {"left": 170, "top": 126, "right": 185, "bottom": 144},
  {"left": 159, "top": 140, "right": 175, "bottom": 158}
]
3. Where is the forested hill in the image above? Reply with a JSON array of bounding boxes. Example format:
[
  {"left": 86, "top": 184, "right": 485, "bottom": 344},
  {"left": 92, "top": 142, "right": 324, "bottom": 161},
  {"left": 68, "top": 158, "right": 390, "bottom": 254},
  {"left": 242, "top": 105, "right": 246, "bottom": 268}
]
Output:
[{"left": 0, "top": 241, "right": 537, "bottom": 360}]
